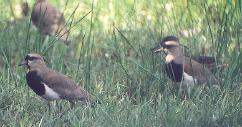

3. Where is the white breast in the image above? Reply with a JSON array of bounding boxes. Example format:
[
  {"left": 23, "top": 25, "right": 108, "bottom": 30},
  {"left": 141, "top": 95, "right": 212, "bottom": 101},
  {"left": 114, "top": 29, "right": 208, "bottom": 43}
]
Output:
[{"left": 42, "top": 83, "right": 60, "bottom": 100}]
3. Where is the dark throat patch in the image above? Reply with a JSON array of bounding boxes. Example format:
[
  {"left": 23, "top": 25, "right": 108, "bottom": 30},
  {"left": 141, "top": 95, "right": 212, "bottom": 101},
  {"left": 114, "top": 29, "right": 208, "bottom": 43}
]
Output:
[{"left": 165, "top": 60, "right": 183, "bottom": 82}]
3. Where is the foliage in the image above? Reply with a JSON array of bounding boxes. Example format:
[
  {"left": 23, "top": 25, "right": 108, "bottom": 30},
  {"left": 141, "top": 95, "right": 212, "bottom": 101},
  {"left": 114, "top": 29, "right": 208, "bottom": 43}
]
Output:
[{"left": 0, "top": 0, "right": 241, "bottom": 126}]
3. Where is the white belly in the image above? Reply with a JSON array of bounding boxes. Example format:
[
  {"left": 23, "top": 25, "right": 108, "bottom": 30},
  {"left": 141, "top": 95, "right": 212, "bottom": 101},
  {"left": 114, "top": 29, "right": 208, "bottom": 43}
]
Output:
[
  {"left": 42, "top": 83, "right": 60, "bottom": 100},
  {"left": 182, "top": 72, "right": 197, "bottom": 89}
]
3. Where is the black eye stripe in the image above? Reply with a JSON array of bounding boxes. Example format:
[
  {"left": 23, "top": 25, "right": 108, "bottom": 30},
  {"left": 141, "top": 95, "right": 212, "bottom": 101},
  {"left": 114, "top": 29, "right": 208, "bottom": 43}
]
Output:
[
  {"left": 28, "top": 57, "right": 35, "bottom": 61},
  {"left": 167, "top": 45, "right": 174, "bottom": 48},
  {"left": 163, "top": 44, "right": 175, "bottom": 49},
  {"left": 25, "top": 56, "right": 39, "bottom": 61}
]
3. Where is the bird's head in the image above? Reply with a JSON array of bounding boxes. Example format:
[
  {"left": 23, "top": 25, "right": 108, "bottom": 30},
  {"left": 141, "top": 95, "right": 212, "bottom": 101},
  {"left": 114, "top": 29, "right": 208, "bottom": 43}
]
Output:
[
  {"left": 19, "top": 53, "right": 46, "bottom": 69},
  {"left": 152, "top": 36, "right": 183, "bottom": 56}
]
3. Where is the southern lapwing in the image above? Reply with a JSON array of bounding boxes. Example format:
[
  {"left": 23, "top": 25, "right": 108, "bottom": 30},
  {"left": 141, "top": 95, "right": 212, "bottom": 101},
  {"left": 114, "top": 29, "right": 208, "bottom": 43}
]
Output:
[
  {"left": 31, "top": 0, "right": 70, "bottom": 45},
  {"left": 19, "top": 53, "right": 95, "bottom": 107},
  {"left": 21, "top": 2, "right": 29, "bottom": 17},
  {"left": 152, "top": 36, "right": 219, "bottom": 90}
]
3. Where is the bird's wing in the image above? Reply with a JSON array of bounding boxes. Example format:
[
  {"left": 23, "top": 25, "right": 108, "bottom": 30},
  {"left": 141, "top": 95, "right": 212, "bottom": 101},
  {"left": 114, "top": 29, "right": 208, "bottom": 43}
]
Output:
[
  {"left": 192, "top": 56, "right": 215, "bottom": 64},
  {"left": 40, "top": 69, "right": 93, "bottom": 102},
  {"left": 184, "top": 57, "right": 219, "bottom": 84}
]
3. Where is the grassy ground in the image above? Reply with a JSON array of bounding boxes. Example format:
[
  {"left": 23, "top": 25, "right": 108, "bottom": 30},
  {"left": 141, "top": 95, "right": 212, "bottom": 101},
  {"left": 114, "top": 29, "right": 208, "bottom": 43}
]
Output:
[{"left": 0, "top": 0, "right": 241, "bottom": 126}]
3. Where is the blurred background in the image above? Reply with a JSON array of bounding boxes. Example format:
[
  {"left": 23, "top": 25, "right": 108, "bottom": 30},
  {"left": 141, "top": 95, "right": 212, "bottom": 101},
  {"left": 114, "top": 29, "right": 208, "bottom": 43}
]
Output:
[{"left": 0, "top": 0, "right": 241, "bottom": 126}]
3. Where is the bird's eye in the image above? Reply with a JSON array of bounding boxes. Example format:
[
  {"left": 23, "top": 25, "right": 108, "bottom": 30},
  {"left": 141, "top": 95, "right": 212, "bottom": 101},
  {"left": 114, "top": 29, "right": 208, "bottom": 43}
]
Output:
[
  {"left": 163, "top": 44, "right": 168, "bottom": 48},
  {"left": 25, "top": 55, "right": 30, "bottom": 61},
  {"left": 25, "top": 56, "right": 35, "bottom": 61}
]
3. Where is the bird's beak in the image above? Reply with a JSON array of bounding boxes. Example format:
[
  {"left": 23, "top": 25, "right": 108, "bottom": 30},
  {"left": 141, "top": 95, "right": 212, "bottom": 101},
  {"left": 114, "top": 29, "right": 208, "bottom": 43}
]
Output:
[
  {"left": 18, "top": 60, "right": 27, "bottom": 66},
  {"left": 152, "top": 45, "right": 164, "bottom": 53}
]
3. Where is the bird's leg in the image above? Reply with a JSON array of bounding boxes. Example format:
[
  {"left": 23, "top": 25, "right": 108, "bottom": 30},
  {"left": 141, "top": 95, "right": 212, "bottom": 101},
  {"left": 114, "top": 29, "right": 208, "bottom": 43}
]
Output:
[
  {"left": 58, "top": 101, "right": 73, "bottom": 119},
  {"left": 38, "top": 34, "right": 46, "bottom": 52},
  {"left": 56, "top": 101, "right": 60, "bottom": 111},
  {"left": 177, "top": 83, "right": 183, "bottom": 98},
  {"left": 69, "top": 100, "right": 75, "bottom": 109},
  {"left": 48, "top": 101, "right": 58, "bottom": 115},
  {"left": 41, "top": 35, "right": 46, "bottom": 43},
  {"left": 187, "top": 87, "right": 191, "bottom": 99},
  {"left": 48, "top": 101, "right": 51, "bottom": 115}
]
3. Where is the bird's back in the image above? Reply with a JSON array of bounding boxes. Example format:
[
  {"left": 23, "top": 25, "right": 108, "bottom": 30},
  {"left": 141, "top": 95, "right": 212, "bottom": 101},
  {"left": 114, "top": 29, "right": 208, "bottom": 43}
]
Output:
[
  {"left": 32, "top": 2, "right": 64, "bottom": 24},
  {"left": 184, "top": 57, "right": 219, "bottom": 85}
]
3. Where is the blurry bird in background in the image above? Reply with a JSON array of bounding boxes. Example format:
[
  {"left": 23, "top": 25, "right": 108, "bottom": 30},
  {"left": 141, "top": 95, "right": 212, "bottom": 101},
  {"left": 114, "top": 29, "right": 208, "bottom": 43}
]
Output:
[
  {"left": 21, "top": 1, "right": 29, "bottom": 17},
  {"left": 31, "top": 0, "right": 71, "bottom": 45},
  {"left": 17, "top": 0, "right": 71, "bottom": 44}
]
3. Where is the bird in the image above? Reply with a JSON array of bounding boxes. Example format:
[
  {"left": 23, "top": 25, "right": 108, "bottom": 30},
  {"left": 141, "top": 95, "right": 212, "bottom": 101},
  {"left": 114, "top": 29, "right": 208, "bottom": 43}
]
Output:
[
  {"left": 152, "top": 36, "right": 219, "bottom": 90},
  {"left": 21, "top": 2, "right": 29, "bottom": 17},
  {"left": 31, "top": 0, "right": 70, "bottom": 45},
  {"left": 19, "top": 53, "right": 95, "bottom": 108}
]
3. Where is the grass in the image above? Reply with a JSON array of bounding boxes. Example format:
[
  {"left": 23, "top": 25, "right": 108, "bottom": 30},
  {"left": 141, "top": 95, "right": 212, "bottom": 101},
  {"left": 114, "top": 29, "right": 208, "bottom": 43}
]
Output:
[{"left": 0, "top": 0, "right": 241, "bottom": 126}]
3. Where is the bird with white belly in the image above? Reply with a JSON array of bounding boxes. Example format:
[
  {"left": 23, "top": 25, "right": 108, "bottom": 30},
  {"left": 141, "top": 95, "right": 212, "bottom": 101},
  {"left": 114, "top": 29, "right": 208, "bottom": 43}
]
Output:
[{"left": 152, "top": 36, "right": 220, "bottom": 91}]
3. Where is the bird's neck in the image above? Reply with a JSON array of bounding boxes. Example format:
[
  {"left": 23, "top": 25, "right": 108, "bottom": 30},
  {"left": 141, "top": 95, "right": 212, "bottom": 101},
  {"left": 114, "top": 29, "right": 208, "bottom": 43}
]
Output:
[{"left": 166, "top": 53, "right": 185, "bottom": 63}]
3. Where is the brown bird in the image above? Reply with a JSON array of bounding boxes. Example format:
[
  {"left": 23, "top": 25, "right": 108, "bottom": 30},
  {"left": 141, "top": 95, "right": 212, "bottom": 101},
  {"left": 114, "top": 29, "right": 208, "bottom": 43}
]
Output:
[
  {"left": 152, "top": 36, "right": 219, "bottom": 90},
  {"left": 21, "top": 2, "right": 29, "bottom": 17},
  {"left": 19, "top": 53, "right": 95, "bottom": 107},
  {"left": 31, "top": 0, "right": 70, "bottom": 45}
]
